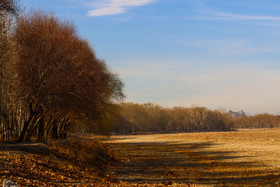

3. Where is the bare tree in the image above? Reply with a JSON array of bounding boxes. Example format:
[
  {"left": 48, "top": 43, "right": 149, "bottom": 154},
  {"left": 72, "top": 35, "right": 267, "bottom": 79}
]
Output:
[
  {"left": 14, "top": 11, "right": 124, "bottom": 142},
  {"left": 0, "top": 0, "right": 20, "bottom": 141}
]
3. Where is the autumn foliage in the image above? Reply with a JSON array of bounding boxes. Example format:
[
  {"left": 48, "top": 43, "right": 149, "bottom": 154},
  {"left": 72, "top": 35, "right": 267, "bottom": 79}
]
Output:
[
  {"left": 233, "top": 113, "right": 280, "bottom": 129},
  {"left": 112, "top": 103, "right": 233, "bottom": 134},
  {"left": 111, "top": 103, "right": 280, "bottom": 135},
  {"left": 0, "top": 9, "right": 124, "bottom": 142}
]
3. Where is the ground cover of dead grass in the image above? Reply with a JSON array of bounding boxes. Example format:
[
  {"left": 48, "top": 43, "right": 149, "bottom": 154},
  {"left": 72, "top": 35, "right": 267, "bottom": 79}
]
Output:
[
  {"left": 0, "top": 137, "right": 117, "bottom": 186},
  {"left": 1, "top": 129, "right": 279, "bottom": 186},
  {"left": 103, "top": 128, "right": 280, "bottom": 186}
]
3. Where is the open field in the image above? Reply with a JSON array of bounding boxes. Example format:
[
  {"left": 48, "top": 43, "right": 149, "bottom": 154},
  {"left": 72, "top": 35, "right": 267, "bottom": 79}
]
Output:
[
  {"left": 1, "top": 129, "right": 279, "bottom": 186},
  {"left": 103, "top": 128, "right": 280, "bottom": 186}
]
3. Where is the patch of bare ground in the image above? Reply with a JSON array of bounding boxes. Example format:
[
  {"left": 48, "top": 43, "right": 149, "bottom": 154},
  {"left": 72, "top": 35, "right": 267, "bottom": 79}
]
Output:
[{"left": 103, "top": 128, "right": 280, "bottom": 186}]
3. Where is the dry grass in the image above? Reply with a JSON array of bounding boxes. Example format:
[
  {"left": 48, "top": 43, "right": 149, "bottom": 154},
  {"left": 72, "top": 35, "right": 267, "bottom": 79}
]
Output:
[
  {"left": 0, "top": 139, "right": 117, "bottom": 186},
  {"left": 103, "top": 128, "right": 280, "bottom": 186},
  {"left": 1, "top": 129, "right": 279, "bottom": 186}
]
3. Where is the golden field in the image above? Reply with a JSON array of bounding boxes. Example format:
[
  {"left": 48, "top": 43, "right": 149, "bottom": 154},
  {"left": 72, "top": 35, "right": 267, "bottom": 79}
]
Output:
[
  {"left": 1, "top": 128, "right": 279, "bottom": 186},
  {"left": 104, "top": 128, "right": 280, "bottom": 186}
]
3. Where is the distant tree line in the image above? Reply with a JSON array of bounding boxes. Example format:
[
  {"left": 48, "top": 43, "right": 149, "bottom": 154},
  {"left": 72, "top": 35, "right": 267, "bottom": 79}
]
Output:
[
  {"left": 111, "top": 103, "right": 233, "bottom": 134},
  {"left": 0, "top": 1, "right": 124, "bottom": 142},
  {"left": 233, "top": 114, "right": 280, "bottom": 129},
  {"left": 108, "top": 103, "right": 280, "bottom": 135}
]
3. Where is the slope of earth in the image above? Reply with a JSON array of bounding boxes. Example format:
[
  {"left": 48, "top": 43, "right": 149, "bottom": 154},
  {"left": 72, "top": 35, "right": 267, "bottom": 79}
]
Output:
[
  {"left": 0, "top": 138, "right": 116, "bottom": 186},
  {"left": 103, "top": 128, "right": 280, "bottom": 186}
]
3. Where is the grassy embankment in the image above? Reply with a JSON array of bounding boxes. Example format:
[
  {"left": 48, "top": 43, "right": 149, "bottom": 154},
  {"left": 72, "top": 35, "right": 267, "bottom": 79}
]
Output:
[{"left": 0, "top": 136, "right": 117, "bottom": 186}]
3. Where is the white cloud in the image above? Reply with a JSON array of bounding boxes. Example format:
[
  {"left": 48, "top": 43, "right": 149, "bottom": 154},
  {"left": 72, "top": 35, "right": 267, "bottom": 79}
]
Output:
[
  {"left": 199, "top": 11, "right": 280, "bottom": 21},
  {"left": 87, "top": 0, "right": 156, "bottom": 16}
]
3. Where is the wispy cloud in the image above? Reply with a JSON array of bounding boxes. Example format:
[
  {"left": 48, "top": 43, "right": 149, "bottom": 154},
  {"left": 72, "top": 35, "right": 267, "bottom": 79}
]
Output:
[
  {"left": 199, "top": 11, "right": 280, "bottom": 21},
  {"left": 195, "top": 39, "right": 277, "bottom": 56},
  {"left": 87, "top": 0, "right": 156, "bottom": 16}
]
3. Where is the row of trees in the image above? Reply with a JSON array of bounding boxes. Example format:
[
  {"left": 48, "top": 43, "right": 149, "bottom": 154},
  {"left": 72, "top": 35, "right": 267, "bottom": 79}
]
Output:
[
  {"left": 0, "top": 1, "right": 124, "bottom": 142},
  {"left": 111, "top": 103, "right": 233, "bottom": 134},
  {"left": 233, "top": 114, "right": 280, "bottom": 129},
  {"left": 108, "top": 103, "right": 280, "bottom": 135}
]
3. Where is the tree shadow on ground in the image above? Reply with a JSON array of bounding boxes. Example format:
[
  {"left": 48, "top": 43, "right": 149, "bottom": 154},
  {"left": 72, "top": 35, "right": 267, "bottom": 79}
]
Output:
[
  {"left": 0, "top": 143, "right": 49, "bottom": 155},
  {"left": 108, "top": 141, "right": 280, "bottom": 186}
]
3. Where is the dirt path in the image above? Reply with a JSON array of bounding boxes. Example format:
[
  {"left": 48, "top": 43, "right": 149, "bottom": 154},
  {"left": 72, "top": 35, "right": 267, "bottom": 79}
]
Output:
[{"left": 103, "top": 129, "right": 280, "bottom": 186}]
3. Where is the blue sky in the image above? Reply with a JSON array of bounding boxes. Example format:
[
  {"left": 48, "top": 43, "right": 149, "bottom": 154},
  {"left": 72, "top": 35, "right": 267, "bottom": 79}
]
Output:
[{"left": 21, "top": 0, "right": 280, "bottom": 114}]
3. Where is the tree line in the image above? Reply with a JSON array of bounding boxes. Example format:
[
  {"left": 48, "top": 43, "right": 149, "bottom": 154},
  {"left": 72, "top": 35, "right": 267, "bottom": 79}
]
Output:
[
  {"left": 95, "top": 103, "right": 280, "bottom": 135},
  {"left": 233, "top": 114, "right": 280, "bottom": 129},
  {"left": 0, "top": 1, "right": 124, "bottom": 142},
  {"left": 110, "top": 103, "right": 233, "bottom": 134}
]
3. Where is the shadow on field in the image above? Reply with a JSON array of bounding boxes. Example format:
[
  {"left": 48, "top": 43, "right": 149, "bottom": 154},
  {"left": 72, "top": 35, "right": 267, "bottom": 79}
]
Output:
[
  {"left": 108, "top": 141, "right": 280, "bottom": 186},
  {"left": 0, "top": 143, "right": 49, "bottom": 155}
]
